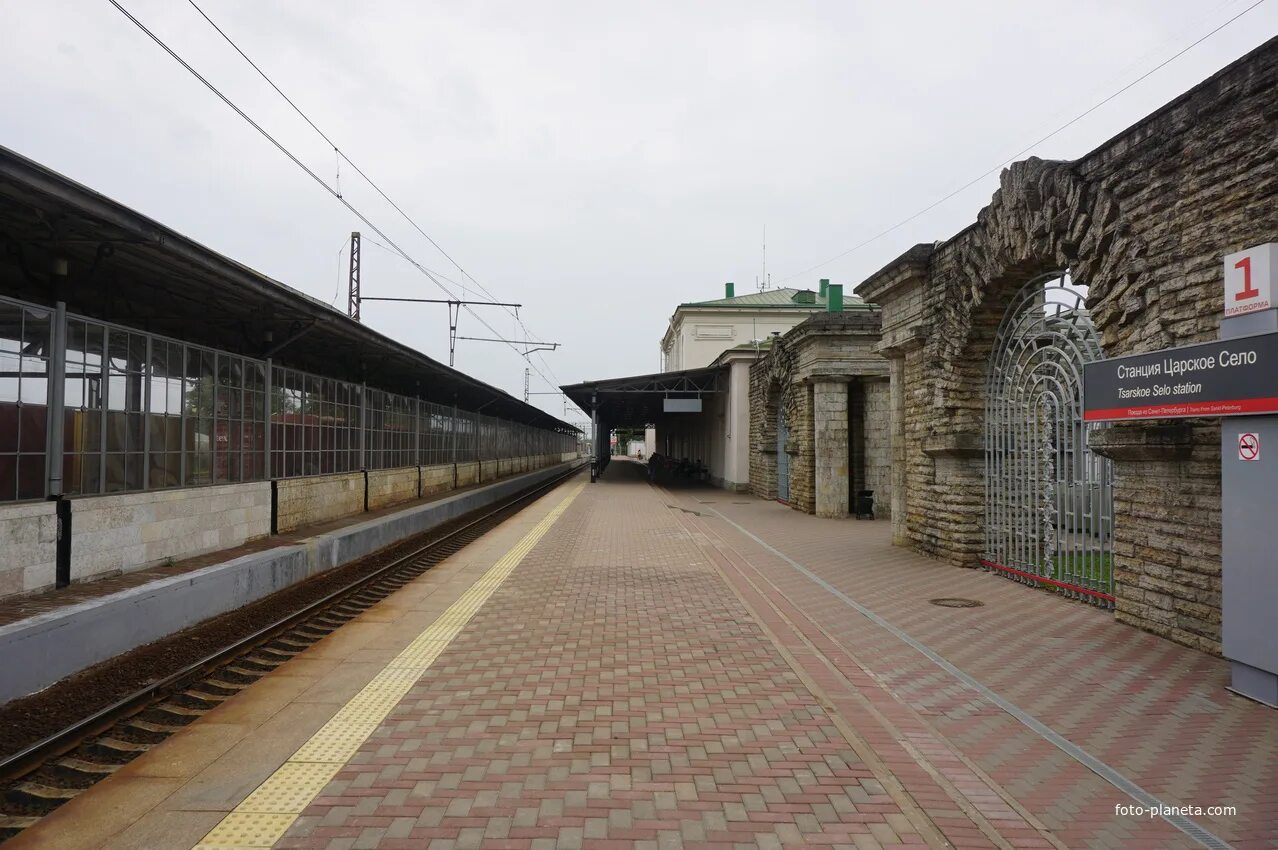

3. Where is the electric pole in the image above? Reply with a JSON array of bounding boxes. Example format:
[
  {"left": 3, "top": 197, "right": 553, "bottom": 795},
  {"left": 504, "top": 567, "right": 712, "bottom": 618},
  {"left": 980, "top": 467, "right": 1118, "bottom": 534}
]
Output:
[{"left": 347, "top": 231, "right": 361, "bottom": 321}]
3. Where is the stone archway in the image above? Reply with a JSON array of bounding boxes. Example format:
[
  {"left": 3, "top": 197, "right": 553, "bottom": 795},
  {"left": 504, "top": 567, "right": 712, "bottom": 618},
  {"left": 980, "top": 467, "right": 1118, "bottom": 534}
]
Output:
[
  {"left": 930, "top": 158, "right": 1151, "bottom": 430},
  {"left": 911, "top": 158, "right": 1147, "bottom": 567},
  {"left": 750, "top": 334, "right": 809, "bottom": 509}
]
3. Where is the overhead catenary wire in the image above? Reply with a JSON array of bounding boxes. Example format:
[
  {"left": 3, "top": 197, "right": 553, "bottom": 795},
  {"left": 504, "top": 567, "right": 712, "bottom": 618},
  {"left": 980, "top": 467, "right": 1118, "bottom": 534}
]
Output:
[
  {"left": 182, "top": 0, "right": 564, "bottom": 390},
  {"left": 775, "top": 0, "right": 1270, "bottom": 284},
  {"left": 105, "top": 0, "right": 562, "bottom": 401},
  {"left": 362, "top": 236, "right": 578, "bottom": 412}
]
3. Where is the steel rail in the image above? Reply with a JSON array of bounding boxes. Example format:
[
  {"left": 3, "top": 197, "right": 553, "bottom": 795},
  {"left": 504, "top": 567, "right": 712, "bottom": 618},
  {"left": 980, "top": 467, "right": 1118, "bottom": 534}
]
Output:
[{"left": 0, "top": 463, "right": 585, "bottom": 789}]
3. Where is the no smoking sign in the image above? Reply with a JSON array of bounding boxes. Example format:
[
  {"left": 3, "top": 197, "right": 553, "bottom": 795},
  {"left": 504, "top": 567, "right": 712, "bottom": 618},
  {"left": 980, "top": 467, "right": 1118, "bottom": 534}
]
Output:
[{"left": 1238, "top": 432, "right": 1260, "bottom": 462}]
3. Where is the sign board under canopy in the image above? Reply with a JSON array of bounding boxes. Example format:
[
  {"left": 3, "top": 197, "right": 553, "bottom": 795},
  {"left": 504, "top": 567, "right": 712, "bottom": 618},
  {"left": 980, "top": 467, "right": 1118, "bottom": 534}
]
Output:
[{"left": 663, "top": 398, "right": 703, "bottom": 413}]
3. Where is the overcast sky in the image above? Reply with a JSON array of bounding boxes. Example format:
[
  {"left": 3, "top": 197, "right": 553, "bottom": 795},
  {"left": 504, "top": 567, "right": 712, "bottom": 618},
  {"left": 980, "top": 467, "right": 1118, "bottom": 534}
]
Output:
[{"left": 4, "top": 1, "right": 1275, "bottom": 422}]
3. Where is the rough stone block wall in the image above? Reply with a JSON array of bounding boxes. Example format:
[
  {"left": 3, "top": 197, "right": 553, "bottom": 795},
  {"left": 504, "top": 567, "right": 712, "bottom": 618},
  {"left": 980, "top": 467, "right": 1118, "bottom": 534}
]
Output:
[
  {"left": 748, "top": 362, "right": 778, "bottom": 500},
  {"left": 788, "top": 384, "right": 816, "bottom": 514},
  {"left": 276, "top": 472, "right": 364, "bottom": 533},
  {"left": 813, "top": 380, "right": 849, "bottom": 518},
  {"left": 862, "top": 379, "right": 892, "bottom": 519},
  {"left": 899, "top": 346, "right": 959, "bottom": 561},
  {"left": 1112, "top": 431, "right": 1223, "bottom": 653},
  {"left": 0, "top": 501, "right": 58, "bottom": 597},
  {"left": 71, "top": 482, "right": 270, "bottom": 582},
  {"left": 367, "top": 467, "right": 419, "bottom": 511}
]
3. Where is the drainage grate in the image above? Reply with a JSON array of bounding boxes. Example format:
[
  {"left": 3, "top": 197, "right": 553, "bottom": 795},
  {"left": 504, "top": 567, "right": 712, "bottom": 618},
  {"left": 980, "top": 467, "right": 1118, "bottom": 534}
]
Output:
[{"left": 929, "top": 597, "right": 984, "bottom": 608}]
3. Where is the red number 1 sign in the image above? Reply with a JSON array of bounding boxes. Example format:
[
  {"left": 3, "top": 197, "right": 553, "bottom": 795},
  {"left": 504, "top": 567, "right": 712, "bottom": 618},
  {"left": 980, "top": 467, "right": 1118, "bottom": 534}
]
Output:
[{"left": 1224, "top": 244, "right": 1276, "bottom": 318}]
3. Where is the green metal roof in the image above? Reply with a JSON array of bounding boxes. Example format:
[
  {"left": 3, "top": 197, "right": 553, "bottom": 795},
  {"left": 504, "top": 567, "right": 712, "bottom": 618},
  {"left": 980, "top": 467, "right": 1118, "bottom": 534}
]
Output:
[{"left": 679, "top": 286, "right": 867, "bottom": 309}]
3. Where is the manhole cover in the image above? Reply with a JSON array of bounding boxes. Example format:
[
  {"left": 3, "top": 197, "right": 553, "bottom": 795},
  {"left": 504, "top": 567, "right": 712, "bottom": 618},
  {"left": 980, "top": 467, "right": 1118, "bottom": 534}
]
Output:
[{"left": 929, "top": 597, "right": 984, "bottom": 608}]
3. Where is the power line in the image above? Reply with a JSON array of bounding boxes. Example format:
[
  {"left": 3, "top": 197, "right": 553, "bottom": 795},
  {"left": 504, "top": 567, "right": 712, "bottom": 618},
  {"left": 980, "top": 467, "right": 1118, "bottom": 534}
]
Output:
[
  {"left": 182, "top": 0, "right": 563, "bottom": 388},
  {"left": 361, "top": 236, "right": 575, "bottom": 410},
  {"left": 105, "top": 0, "right": 561, "bottom": 400},
  {"left": 776, "top": 0, "right": 1269, "bottom": 284}
]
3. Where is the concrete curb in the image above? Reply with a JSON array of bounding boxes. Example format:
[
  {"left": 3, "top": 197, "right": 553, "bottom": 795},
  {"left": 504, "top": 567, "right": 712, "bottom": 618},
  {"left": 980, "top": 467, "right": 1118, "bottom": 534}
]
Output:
[{"left": 0, "top": 462, "right": 579, "bottom": 704}]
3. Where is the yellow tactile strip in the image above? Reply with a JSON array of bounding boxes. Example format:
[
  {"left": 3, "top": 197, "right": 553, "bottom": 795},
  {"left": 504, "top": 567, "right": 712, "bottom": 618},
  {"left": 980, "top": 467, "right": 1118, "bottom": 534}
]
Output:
[{"left": 192, "top": 483, "right": 584, "bottom": 850}]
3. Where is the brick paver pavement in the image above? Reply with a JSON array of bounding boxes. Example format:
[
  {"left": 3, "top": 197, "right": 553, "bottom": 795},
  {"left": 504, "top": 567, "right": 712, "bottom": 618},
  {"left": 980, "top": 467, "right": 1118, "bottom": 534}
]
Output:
[
  {"left": 657, "top": 471, "right": 1278, "bottom": 850},
  {"left": 275, "top": 461, "right": 957, "bottom": 850}
]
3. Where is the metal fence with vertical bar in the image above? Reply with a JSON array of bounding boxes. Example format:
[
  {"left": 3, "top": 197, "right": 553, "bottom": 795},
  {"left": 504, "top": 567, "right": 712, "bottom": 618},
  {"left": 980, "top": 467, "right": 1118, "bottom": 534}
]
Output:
[{"left": 0, "top": 293, "right": 576, "bottom": 503}]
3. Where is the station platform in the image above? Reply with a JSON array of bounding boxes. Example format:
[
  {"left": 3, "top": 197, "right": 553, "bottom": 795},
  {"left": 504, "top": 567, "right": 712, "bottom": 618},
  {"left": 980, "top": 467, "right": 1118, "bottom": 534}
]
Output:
[{"left": 11, "top": 459, "right": 1276, "bottom": 850}]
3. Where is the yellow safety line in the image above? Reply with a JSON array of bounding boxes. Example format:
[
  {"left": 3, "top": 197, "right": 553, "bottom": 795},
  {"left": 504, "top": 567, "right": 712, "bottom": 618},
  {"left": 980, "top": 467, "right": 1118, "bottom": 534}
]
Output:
[{"left": 192, "top": 483, "right": 585, "bottom": 850}]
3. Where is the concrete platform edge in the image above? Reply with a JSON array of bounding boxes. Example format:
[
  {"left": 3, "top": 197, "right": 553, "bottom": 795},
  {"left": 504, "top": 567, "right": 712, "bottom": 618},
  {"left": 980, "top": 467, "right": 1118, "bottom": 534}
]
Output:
[{"left": 0, "top": 462, "right": 580, "bottom": 704}]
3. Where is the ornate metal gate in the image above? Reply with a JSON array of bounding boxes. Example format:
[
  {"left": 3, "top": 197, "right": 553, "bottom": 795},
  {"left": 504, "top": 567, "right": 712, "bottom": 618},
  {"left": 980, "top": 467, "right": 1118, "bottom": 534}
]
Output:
[
  {"left": 776, "top": 403, "right": 790, "bottom": 502},
  {"left": 982, "top": 272, "right": 1114, "bottom": 607}
]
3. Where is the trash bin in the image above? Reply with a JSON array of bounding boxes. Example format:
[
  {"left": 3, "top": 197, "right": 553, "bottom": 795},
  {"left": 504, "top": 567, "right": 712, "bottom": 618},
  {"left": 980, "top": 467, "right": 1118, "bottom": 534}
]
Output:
[{"left": 854, "top": 489, "right": 874, "bottom": 519}]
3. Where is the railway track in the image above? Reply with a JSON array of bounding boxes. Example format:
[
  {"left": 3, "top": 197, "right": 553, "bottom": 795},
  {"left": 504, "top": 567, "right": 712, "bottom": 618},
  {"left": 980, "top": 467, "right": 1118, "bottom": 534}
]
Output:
[{"left": 0, "top": 464, "right": 585, "bottom": 843}]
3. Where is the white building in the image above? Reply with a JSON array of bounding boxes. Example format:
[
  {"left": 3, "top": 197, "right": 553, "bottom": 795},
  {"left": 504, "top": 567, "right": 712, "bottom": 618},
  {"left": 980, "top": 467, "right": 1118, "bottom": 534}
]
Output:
[
  {"left": 565, "top": 281, "right": 866, "bottom": 491},
  {"left": 659, "top": 282, "right": 863, "bottom": 490},
  {"left": 660, "top": 283, "right": 851, "bottom": 371}
]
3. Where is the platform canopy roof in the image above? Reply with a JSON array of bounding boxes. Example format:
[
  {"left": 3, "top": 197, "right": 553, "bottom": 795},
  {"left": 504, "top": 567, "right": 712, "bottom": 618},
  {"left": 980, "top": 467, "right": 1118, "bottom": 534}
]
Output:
[
  {"left": 0, "top": 145, "right": 576, "bottom": 434},
  {"left": 561, "top": 365, "right": 723, "bottom": 426}
]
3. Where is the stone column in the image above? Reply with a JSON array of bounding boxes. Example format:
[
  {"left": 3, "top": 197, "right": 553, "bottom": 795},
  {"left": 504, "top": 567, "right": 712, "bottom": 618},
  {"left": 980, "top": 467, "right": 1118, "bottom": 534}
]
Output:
[
  {"left": 812, "top": 376, "right": 851, "bottom": 519},
  {"left": 888, "top": 357, "right": 907, "bottom": 543}
]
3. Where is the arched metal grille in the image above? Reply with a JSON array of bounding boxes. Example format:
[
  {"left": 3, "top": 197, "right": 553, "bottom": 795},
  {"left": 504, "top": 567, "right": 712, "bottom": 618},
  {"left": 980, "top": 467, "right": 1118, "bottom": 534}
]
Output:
[{"left": 982, "top": 272, "right": 1114, "bottom": 607}]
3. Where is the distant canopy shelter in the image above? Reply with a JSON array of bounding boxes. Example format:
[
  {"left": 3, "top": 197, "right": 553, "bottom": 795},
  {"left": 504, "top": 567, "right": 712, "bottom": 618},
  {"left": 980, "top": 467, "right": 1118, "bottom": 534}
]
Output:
[{"left": 561, "top": 366, "right": 722, "bottom": 478}]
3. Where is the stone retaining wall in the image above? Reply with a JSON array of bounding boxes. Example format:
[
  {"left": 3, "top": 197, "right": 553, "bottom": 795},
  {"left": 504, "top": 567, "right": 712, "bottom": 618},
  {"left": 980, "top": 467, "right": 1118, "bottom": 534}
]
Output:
[
  {"left": 70, "top": 483, "right": 270, "bottom": 582},
  {"left": 0, "top": 452, "right": 576, "bottom": 602},
  {"left": 0, "top": 501, "right": 58, "bottom": 596},
  {"left": 276, "top": 472, "right": 365, "bottom": 533},
  {"left": 367, "top": 467, "right": 420, "bottom": 511}
]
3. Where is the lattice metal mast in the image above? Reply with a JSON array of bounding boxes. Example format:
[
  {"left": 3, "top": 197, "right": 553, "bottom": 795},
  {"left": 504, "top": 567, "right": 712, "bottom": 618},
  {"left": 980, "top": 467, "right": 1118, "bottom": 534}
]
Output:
[{"left": 347, "top": 231, "right": 361, "bottom": 320}]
